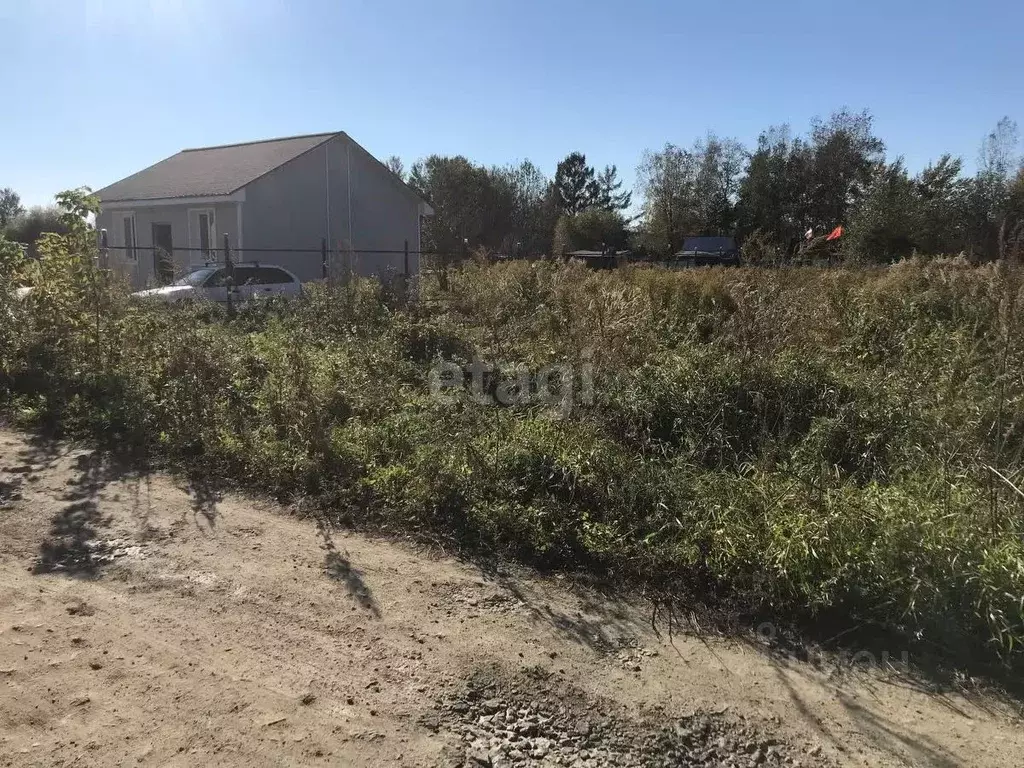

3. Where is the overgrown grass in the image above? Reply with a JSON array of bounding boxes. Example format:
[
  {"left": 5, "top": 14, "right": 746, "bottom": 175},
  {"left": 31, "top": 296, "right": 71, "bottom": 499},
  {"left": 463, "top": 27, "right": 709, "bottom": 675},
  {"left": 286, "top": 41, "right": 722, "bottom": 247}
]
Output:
[{"left": 3, "top": 226, "right": 1023, "bottom": 679}]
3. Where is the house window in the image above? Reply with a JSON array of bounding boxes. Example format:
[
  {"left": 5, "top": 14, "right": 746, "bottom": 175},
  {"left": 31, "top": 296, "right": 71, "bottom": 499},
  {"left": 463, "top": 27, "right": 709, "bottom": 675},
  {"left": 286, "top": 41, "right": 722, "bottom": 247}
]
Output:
[
  {"left": 189, "top": 208, "right": 216, "bottom": 261},
  {"left": 120, "top": 214, "right": 137, "bottom": 261},
  {"left": 198, "top": 213, "right": 211, "bottom": 256}
]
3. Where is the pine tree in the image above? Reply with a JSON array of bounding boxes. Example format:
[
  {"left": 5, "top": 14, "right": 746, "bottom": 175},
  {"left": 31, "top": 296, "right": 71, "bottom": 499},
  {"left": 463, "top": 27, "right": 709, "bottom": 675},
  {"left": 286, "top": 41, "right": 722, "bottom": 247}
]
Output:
[
  {"left": 593, "top": 165, "right": 631, "bottom": 211},
  {"left": 554, "top": 152, "right": 597, "bottom": 215}
]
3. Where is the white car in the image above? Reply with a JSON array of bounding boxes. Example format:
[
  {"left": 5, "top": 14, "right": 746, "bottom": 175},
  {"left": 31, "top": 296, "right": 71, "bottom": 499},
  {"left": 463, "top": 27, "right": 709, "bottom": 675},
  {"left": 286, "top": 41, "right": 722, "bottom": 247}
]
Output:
[{"left": 132, "top": 263, "right": 302, "bottom": 304}]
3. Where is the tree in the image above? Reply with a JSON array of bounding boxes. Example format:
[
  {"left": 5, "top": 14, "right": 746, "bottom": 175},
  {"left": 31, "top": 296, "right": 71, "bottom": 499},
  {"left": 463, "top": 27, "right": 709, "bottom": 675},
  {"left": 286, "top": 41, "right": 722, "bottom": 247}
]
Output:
[
  {"left": 573, "top": 208, "right": 628, "bottom": 250},
  {"left": 806, "top": 108, "right": 885, "bottom": 232},
  {"left": 1002, "top": 168, "right": 1024, "bottom": 260},
  {"left": 634, "top": 147, "right": 692, "bottom": 259},
  {"left": 635, "top": 134, "right": 745, "bottom": 256},
  {"left": 0, "top": 188, "right": 23, "bottom": 229},
  {"left": 535, "top": 184, "right": 562, "bottom": 256},
  {"left": 635, "top": 143, "right": 695, "bottom": 255},
  {"left": 963, "top": 171, "right": 1008, "bottom": 260},
  {"left": 979, "top": 117, "right": 1020, "bottom": 179},
  {"left": 740, "top": 228, "right": 784, "bottom": 265},
  {"left": 690, "top": 134, "right": 745, "bottom": 235},
  {"left": 554, "top": 152, "right": 597, "bottom": 215},
  {"left": 409, "top": 155, "right": 495, "bottom": 258},
  {"left": 963, "top": 118, "right": 1021, "bottom": 259},
  {"left": 384, "top": 155, "right": 405, "bottom": 180},
  {"left": 914, "top": 154, "right": 968, "bottom": 255},
  {"left": 496, "top": 160, "right": 558, "bottom": 256},
  {"left": 843, "top": 158, "right": 920, "bottom": 262},
  {"left": 4, "top": 206, "right": 68, "bottom": 258},
  {"left": 593, "top": 165, "right": 631, "bottom": 212},
  {"left": 408, "top": 155, "right": 556, "bottom": 259},
  {"left": 736, "top": 125, "right": 809, "bottom": 250},
  {"left": 552, "top": 209, "right": 627, "bottom": 255},
  {"left": 735, "top": 111, "right": 884, "bottom": 256},
  {"left": 398, "top": 109, "right": 1023, "bottom": 266}
]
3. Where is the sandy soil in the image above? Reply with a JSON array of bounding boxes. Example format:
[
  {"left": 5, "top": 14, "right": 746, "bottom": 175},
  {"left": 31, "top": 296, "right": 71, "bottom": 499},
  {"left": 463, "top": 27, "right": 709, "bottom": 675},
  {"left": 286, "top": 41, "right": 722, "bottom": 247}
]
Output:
[{"left": 1, "top": 428, "right": 1021, "bottom": 767}]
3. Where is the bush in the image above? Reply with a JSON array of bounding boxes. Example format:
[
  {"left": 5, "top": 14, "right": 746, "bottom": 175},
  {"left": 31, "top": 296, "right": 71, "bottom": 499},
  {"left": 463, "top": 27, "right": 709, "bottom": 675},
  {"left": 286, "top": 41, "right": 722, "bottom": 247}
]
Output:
[
  {"left": 2, "top": 210, "right": 1023, "bottom": 675},
  {"left": 552, "top": 209, "right": 628, "bottom": 255},
  {"left": 3, "top": 206, "right": 69, "bottom": 258},
  {"left": 739, "top": 229, "right": 783, "bottom": 265}
]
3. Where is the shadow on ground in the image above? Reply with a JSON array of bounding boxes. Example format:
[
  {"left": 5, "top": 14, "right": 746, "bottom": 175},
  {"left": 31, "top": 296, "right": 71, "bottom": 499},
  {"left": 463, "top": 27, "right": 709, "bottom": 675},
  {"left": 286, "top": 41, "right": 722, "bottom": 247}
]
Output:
[
  {"left": 31, "top": 449, "right": 118, "bottom": 576},
  {"left": 488, "top": 572, "right": 645, "bottom": 654},
  {"left": 0, "top": 476, "right": 23, "bottom": 509},
  {"left": 14, "top": 429, "right": 156, "bottom": 577},
  {"left": 317, "top": 517, "right": 380, "bottom": 617},
  {"left": 766, "top": 659, "right": 969, "bottom": 768},
  {"left": 837, "top": 689, "right": 965, "bottom": 767},
  {"left": 735, "top": 611, "right": 1024, "bottom": 713},
  {"left": 183, "top": 470, "right": 225, "bottom": 531}
]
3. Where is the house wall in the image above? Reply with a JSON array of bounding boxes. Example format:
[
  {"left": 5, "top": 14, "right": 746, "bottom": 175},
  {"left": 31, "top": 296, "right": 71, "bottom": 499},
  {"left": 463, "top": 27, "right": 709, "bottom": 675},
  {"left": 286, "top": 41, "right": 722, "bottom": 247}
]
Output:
[
  {"left": 242, "top": 134, "right": 421, "bottom": 283},
  {"left": 240, "top": 140, "right": 331, "bottom": 282},
  {"left": 96, "top": 133, "right": 423, "bottom": 289},
  {"left": 96, "top": 202, "right": 241, "bottom": 289},
  {"left": 343, "top": 137, "right": 421, "bottom": 279}
]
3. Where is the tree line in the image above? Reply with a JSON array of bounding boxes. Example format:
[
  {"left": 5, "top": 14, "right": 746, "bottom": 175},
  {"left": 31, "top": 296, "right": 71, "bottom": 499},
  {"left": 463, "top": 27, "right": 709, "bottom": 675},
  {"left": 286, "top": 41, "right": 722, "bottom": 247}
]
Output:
[
  {"left": 0, "top": 188, "right": 69, "bottom": 259},
  {"left": 4, "top": 110, "right": 1022, "bottom": 265},
  {"left": 396, "top": 110, "right": 1024, "bottom": 263}
]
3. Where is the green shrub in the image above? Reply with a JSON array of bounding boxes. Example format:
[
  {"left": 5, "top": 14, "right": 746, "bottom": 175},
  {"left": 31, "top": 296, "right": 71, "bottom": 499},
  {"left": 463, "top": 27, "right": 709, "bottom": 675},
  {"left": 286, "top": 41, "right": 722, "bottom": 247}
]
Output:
[{"left": 2, "top": 209, "right": 1023, "bottom": 674}]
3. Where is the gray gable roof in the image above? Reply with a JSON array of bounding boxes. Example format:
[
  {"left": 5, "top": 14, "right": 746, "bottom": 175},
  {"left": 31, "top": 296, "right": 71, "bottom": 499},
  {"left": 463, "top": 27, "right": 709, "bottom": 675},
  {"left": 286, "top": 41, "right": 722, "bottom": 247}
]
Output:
[{"left": 95, "top": 132, "right": 339, "bottom": 202}]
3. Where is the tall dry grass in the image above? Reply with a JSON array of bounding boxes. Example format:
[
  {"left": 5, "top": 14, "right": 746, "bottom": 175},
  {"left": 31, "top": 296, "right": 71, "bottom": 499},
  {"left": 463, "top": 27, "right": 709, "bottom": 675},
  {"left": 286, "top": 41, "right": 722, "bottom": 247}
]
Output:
[{"left": 3, "top": 233, "right": 1023, "bottom": 675}]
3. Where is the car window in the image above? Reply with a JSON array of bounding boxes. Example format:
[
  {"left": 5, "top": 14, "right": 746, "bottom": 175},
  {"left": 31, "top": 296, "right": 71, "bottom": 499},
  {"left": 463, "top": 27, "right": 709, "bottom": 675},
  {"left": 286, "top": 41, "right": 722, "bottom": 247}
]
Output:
[
  {"left": 175, "top": 267, "right": 218, "bottom": 287},
  {"left": 255, "top": 267, "right": 294, "bottom": 285},
  {"left": 201, "top": 269, "right": 229, "bottom": 288},
  {"left": 230, "top": 267, "right": 258, "bottom": 286}
]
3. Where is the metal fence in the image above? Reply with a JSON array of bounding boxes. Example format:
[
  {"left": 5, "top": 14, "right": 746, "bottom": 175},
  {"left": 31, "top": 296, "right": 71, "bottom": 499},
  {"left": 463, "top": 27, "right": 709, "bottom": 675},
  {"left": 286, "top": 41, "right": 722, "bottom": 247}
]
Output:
[
  {"left": 93, "top": 229, "right": 811, "bottom": 292},
  {"left": 100, "top": 230, "right": 433, "bottom": 278}
]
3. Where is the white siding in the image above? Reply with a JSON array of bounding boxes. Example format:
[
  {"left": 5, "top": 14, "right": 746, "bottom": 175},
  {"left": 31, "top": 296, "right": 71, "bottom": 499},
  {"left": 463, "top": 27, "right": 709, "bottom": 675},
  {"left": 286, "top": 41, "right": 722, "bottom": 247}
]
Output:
[{"left": 96, "top": 202, "right": 242, "bottom": 289}]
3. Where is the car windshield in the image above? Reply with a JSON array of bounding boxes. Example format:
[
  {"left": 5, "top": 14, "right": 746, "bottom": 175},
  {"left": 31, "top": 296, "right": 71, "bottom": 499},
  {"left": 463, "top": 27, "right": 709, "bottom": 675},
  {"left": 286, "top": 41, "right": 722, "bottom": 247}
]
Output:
[{"left": 173, "top": 268, "right": 219, "bottom": 287}]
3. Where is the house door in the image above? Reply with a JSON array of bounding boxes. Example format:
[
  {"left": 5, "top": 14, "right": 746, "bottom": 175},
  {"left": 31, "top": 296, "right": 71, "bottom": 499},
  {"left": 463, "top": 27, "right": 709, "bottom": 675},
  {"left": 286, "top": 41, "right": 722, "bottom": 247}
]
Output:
[{"left": 152, "top": 223, "right": 174, "bottom": 285}]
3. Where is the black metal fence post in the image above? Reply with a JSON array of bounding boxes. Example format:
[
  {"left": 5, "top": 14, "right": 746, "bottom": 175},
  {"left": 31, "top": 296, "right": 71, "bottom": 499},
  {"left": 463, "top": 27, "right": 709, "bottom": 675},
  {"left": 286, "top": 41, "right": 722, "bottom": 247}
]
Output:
[
  {"left": 322, "top": 238, "right": 328, "bottom": 281},
  {"left": 223, "top": 233, "right": 235, "bottom": 319},
  {"left": 404, "top": 239, "right": 409, "bottom": 275}
]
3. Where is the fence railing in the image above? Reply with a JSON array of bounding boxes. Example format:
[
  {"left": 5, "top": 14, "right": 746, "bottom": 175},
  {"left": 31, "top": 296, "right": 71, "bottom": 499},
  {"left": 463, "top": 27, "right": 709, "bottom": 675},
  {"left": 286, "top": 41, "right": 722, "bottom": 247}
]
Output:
[{"left": 93, "top": 229, "right": 835, "bottom": 291}]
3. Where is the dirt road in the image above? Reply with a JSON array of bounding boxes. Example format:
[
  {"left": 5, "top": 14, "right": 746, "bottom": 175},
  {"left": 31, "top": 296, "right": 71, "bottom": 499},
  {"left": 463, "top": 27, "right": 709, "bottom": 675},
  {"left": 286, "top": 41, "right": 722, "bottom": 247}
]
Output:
[{"left": 1, "top": 429, "right": 1020, "bottom": 767}]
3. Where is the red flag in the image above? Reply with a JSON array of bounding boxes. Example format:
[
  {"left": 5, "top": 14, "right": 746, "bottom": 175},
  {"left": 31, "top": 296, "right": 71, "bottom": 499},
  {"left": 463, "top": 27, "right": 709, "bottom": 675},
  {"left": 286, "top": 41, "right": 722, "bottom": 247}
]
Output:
[{"left": 825, "top": 225, "right": 843, "bottom": 241}]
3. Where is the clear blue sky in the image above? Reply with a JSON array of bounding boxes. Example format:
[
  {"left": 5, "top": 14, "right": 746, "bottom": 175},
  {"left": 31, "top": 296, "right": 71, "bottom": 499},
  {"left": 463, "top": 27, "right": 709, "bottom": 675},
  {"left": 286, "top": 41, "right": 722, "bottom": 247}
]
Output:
[{"left": 2, "top": 0, "right": 1022, "bottom": 207}]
